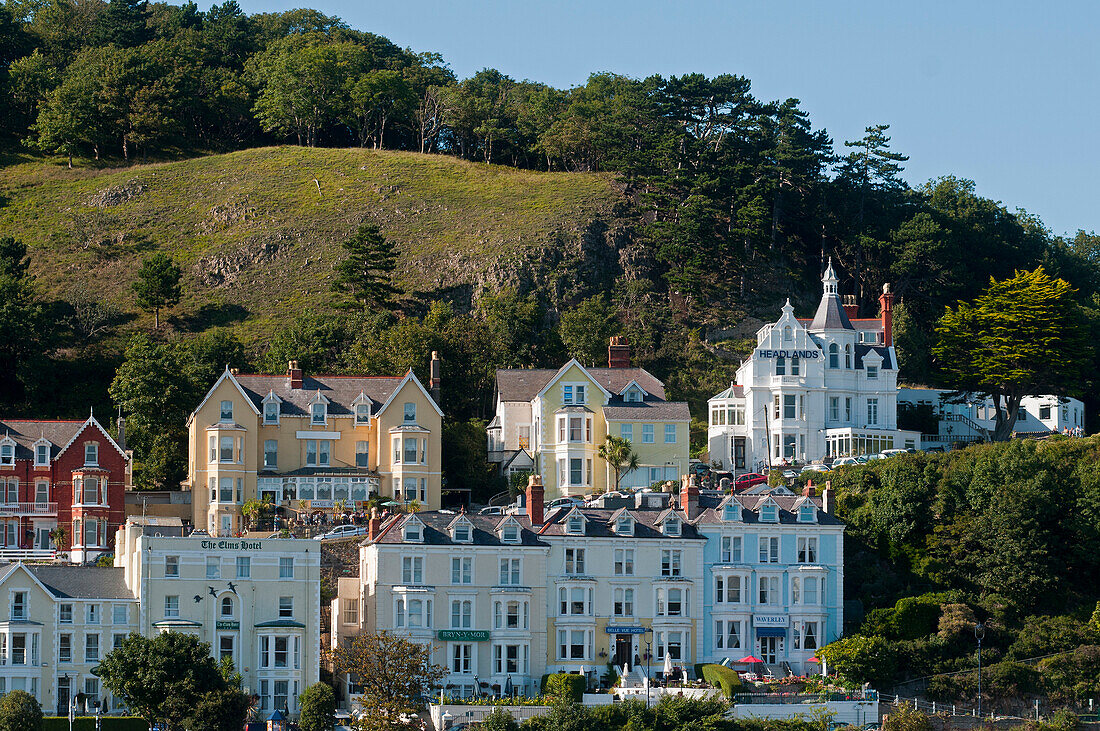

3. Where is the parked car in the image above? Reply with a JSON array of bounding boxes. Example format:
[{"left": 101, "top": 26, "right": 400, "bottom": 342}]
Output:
[
  {"left": 733, "top": 472, "right": 769, "bottom": 490},
  {"left": 800, "top": 463, "right": 832, "bottom": 474},
  {"left": 879, "top": 448, "right": 909, "bottom": 458},
  {"left": 831, "top": 456, "right": 860, "bottom": 467},
  {"left": 313, "top": 524, "right": 367, "bottom": 541},
  {"left": 689, "top": 461, "right": 711, "bottom": 478},
  {"left": 188, "top": 529, "right": 210, "bottom": 537},
  {"left": 477, "top": 505, "right": 504, "bottom": 515},
  {"left": 548, "top": 496, "right": 586, "bottom": 510}
]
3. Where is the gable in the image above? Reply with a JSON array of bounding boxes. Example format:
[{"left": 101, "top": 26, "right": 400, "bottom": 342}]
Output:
[
  {"left": 535, "top": 360, "right": 612, "bottom": 404},
  {"left": 188, "top": 368, "right": 261, "bottom": 426},
  {"left": 376, "top": 371, "right": 444, "bottom": 420}
]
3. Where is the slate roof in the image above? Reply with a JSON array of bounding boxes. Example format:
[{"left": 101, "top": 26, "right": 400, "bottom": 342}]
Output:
[
  {"left": 0, "top": 420, "right": 89, "bottom": 460},
  {"left": 693, "top": 494, "right": 845, "bottom": 527},
  {"left": 854, "top": 344, "right": 894, "bottom": 370},
  {"left": 602, "top": 402, "right": 691, "bottom": 421},
  {"left": 21, "top": 565, "right": 135, "bottom": 600},
  {"left": 537, "top": 506, "right": 705, "bottom": 540},
  {"left": 371, "top": 511, "right": 548, "bottom": 547},
  {"left": 809, "top": 292, "right": 855, "bottom": 331},
  {"left": 496, "top": 368, "right": 666, "bottom": 402},
  {"left": 233, "top": 374, "right": 406, "bottom": 417}
]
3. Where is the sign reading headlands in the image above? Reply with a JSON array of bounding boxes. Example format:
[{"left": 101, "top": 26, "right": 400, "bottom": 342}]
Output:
[
  {"left": 754, "top": 349, "right": 820, "bottom": 359},
  {"left": 200, "top": 539, "right": 263, "bottom": 551}
]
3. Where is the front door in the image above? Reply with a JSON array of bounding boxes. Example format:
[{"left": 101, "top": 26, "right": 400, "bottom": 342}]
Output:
[
  {"left": 614, "top": 635, "right": 633, "bottom": 667},
  {"left": 757, "top": 636, "right": 783, "bottom": 664},
  {"left": 35, "top": 528, "right": 50, "bottom": 550},
  {"left": 220, "top": 514, "right": 232, "bottom": 537},
  {"left": 734, "top": 437, "right": 746, "bottom": 469}
]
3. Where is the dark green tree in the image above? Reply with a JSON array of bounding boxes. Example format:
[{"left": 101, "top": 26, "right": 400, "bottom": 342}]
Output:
[
  {"left": 0, "top": 237, "right": 46, "bottom": 410},
  {"left": 93, "top": 0, "right": 152, "bottom": 47},
  {"left": 132, "top": 252, "right": 183, "bottom": 329},
  {"left": 0, "top": 689, "right": 43, "bottom": 731},
  {"left": 558, "top": 294, "right": 618, "bottom": 367},
  {"left": 331, "top": 223, "right": 401, "bottom": 309},
  {"left": 297, "top": 682, "right": 336, "bottom": 731}
]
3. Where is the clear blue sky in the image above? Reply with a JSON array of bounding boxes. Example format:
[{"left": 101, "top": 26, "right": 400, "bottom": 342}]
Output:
[{"left": 238, "top": 0, "right": 1099, "bottom": 237}]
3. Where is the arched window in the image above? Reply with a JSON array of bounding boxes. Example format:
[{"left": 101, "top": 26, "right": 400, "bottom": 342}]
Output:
[
  {"left": 221, "top": 596, "right": 234, "bottom": 618},
  {"left": 828, "top": 343, "right": 839, "bottom": 368},
  {"left": 844, "top": 344, "right": 852, "bottom": 369},
  {"left": 783, "top": 326, "right": 792, "bottom": 341}
]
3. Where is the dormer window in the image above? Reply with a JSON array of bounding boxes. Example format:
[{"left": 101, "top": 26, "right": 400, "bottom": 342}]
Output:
[
  {"left": 403, "top": 402, "right": 416, "bottom": 423},
  {"left": 615, "top": 516, "right": 633, "bottom": 535},
  {"left": 722, "top": 504, "right": 740, "bottom": 522},
  {"left": 84, "top": 443, "right": 98, "bottom": 467},
  {"left": 0, "top": 441, "right": 13, "bottom": 466},
  {"left": 760, "top": 503, "right": 778, "bottom": 522},
  {"left": 34, "top": 442, "right": 50, "bottom": 467},
  {"left": 663, "top": 518, "right": 681, "bottom": 536},
  {"left": 500, "top": 524, "right": 520, "bottom": 543},
  {"left": 866, "top": 365, "right": 879, "bottom": 379},
  {"left": 311, "top": 402, "right": 326, "bottom": 425},
  {"left": 453, "top": 522, "right": 471, "bottom": 543},
  {"left": 566, "top": 514, "right": 584, "bottom": 535},
  {"left": 263, "top": 400, "right": 279, "bottom": 424},
  {"left": 403, "top": 522, "right": 422, "bottom": 542},
  {"left": 356, "top": 403, "right": 370, "bottom": 425},
  {"left": 799, "top": 504, "right": 816, "bottom": 523},
  {"left": 219, "top": 400, "right": 233, "bottom": 422}
]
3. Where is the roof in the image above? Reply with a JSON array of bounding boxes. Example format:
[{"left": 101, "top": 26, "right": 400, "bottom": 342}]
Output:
[
  {"left": 371, "top": 511, "right": 548, "bottom": 547},
  {"left": 538, "top": 505, "right": 704, "bottom": 540},
  {"left": 233, "top": 374, "right": 406, "bottom": 417},
  {"left": 20, "top": 566, "right": 135, "bottom": 600},
  {"left": 694, "top": 494, "right": 845, "bottom": 527},
  {"left": 850, "top": 319, "right": 884, "bottom": 331},
  {"left": 496, "top": 367, "right": 666, "bottom": 403},
  {"left": 603, "top": 402, "right": 691, "bottom": 422},
  {"left": 855, "top": 344, "right": 894, "bottom": 370},
  {"left": 0, "top": 418, "right": 124, "bottom": 462},
  {"left": 711, "top": 384, "right": 745, "bottom": 400},
  {"left": 809, "top": 293, "right": 854, "bottom": 331}
]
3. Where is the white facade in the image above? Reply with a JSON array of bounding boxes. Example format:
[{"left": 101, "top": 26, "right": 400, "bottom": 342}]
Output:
[
  {"left": 898, "top": 387, "right": 1086, "bottom": 446},
  {"left": 708, "top": 263, "right": 920, "bottom": 473}
]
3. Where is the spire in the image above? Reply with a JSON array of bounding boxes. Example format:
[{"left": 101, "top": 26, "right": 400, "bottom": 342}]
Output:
[
  {"left": 810, "top": 258, "right": 854, "bottom": 331},
  {"left": 822, "top": 257, "right": 838, "bottom": 296}
]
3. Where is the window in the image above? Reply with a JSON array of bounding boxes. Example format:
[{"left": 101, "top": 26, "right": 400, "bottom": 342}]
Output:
[
  {"left": 82, "top": 476, "right": 98, "bottom": 504},
  {"left": 274, "top": 636, "right": 289, "bottom": 668},
  {"left": 83, "top": 633, "right": 99, "bottom": 662},
  {"left": 10, "top": 592, "right": 27, "bottom": 620},
  {"left": 112, "top": 604, "right": 127, "bottom": 625},
  {"left": 723, "top": 503, "right": 740, "bottom": 521},
  {"left": 829, "top": 397, "right": 839, "bottom": 422},
  {"left": 661, "top": 549, "right": 682, "bottom": 577},
  {"left": 87, "top": 604, "right": 100, "bottom": 624},
  {"left": 402, "top": 437, "right": 418, "bottom": 464},
  {"left": 494, "top": 643, "right": 527, "bottom": 674},
  {"left": 220, "top": 596, "right": 235, "bottom": 618},
  {"left": 59, "top": 604, "right": 73, "bottom": 623},
  {"left": 720, "top": 536, "right": 742, "bottom": 563},
  {"left": 264, "top": 401, "right": 279, "bottom": 424},
  {"left": 569, "top": 458, "right": 583, "bottom": 485},
  {"left": 564, "top": 547, "right": 585, "bottom": 574},
  {"left": 34, "top": 481, "right": 48, "bottom": 504},
  {"left": 403, "top": 402, "right": 416, "bottom": 423},
  {"left": 566, "top": 514, "right": 584, "bottom": 535},
  {"left": 343, "top": 599, "right": 359, "bottom": 625},
  {"left": 451, "top": 644, "right": 473, "bottom": 674},
  {"left": 452, "top": 557, "right": 472, "bottom": 584},
  {"left": 207, "top": 556, "right": 221, "bottom": 579},
  {"left": 867, "top": 365, "right": 878, "bottom": 379},
  {"left": 236, "top": 556, "right": 251, "bottom": 578},
  {"left": 450, "top": 599, "right": 472, "bottom": 628},
  {"left": 664, "top": 424, "right": 677, "bottom": 443},
  {"left": 220, "top": 400, "right": 233, "bottom": 421},
  {"left": 164, "top": 595, "right": 179, "bottom": 618},
  {"left": 845, "top": 397, "right": 852, "bottom": 422},
  {"left": 867, "top": 398, "right": 879, "bottom": 426},
  {"left": 798, "top": 537, "right": 818, "bottom": 563},
  {"left": 760, "top": 503, "right": 778, "bottom": 523},
  {"left": 279, "top": 557, "right": 294, "bottom": 579},
  {"left": 453, "top": 522, "right": 471, "bottom": 543},
  {"left": 59, "top": 634, "right": 72, "bottom": 663},
  {"left": 791, "top": 356, "right": 800, "bottom": 376},
  {"left": 499, "top": 558, "right": 520, "bottom": 585},
  {"left": 219, "top": 436, "right": 234, "bottom": 462},
  {"left": 113, "top": 633, "right": 126, "bottom": 650},
  {"left": 845, "top": 344, "right": 852, "bottom": 368},
  {"left": 35, "top": 443, "right": 49, "bottom": 466},
  {"left": 403, "top": 522, "right": 422, "bottom": 541},
  {"left": 311, "top": 402, "right": 326, "bottom": 424},
  {"left": 642, "top": 424, "right": 655, "bottom": 443},
  {"left": 759, "top": 536, "right": 779, "bottom": 563},
  {"left": 0, "top": 442, "right": 13, "bottom": 465},
  {"left": 614, "top": 548, "right": 634, "bottom": 575},
  {"left": 828, "top": 343, "right": 839, "bottom": 368},
  {"left": 716, "top": 620, "right": 741, "bottom": 651},
  {"left": 402, "top": 556, "right": 423, "bottom": 584},
  {"left": 1040, "top": 405, "right": 1052, "bottom": 420},
  {"left": 501, "top": 524, "right": 519, "bottom": 543},
  {"left": 264, "top": 440, "right": 277, "bottom": 469},
  {"left": 758, "top": 576, "right": 779, "bottom": 604},
  {"left": 355, "top": 441, "right": 369, "bottom": 467},
  {"left": 559, "top": 586, "right": 592, "bottom": 616},
  {"left": 776, "top": 355, "right": 786, "bottom": 375},
  {"left": 395, "top": 598, "right": 430, "bottom": 628},
  {"left": 355, "top": 402, "right": 371, "bottom": 424},
  {"left": 620, "top": 423, "right": 633, "bottom": 441},
  {"left": 783, "top": 395, "right": 796, "bottom": 419},
  {"left": 799, "top": 504, "right": 816, "bottom": 523},
  {"left": 614, "top": 588, "right": 635, "bottom": 617},
  {"left": 715, "top": 574, "right": 742, "bottom": 603},
  {"left": 656, "top": 587, "right": 686, "bottom": 617},
  {"left": 558, "top": 629, "right": 590, "bottom": 660},
  {"left": 563, "top": 385, "right": 572, "bottom": 404},
  {"left": 279, "top": 596, "right": 293, "bottom": 618}
]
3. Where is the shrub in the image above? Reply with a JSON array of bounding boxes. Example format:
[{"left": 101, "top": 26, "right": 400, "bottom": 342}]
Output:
[
  {"left": 700, "top": 663, "right": 742, "bottom": 698},
  {"left": 480, "top": 707, "right": 520, "bottom": 731},
  {"left": 541, "top": 673, "right": 585, "bottom": 703},
  {"left": 0, "top": 691, "right": 42, "bottom": 731},
  {"left": 882, "top": 702, "right": 932, "bottom": 731},
  {"left": 818, "top": 635, "right": 898, "bottom": 686},
  {"left": 41, "top": 719, "right": 147, "bottom": 731},
  {"left": 298, "top": 682, "right": 336, "bottom": 731}
]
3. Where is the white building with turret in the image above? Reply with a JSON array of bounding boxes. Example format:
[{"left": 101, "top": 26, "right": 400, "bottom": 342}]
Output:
[{"left": 708, "top": 262, "right": 920, "bottom": 472}]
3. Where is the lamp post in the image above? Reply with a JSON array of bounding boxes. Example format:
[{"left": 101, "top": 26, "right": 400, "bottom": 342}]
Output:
[
  {"left": 974, "top": 622, "right": 985, "bottom": 718},
  {"left": 643, "top": 629, "right": 653, "bottom": 709}
]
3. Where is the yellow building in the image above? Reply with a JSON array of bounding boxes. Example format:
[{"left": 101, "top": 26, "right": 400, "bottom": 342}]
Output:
[
  {"left": 488, "top": 339, "right": 690, "bottom": 498},
  {"left": 187, "top": 359, "right": 443, "bottom": 535}
]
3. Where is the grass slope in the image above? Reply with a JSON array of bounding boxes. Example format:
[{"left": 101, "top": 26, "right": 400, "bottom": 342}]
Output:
[{"left": 0, "top": 147, "right": 623, "bottom": 337}]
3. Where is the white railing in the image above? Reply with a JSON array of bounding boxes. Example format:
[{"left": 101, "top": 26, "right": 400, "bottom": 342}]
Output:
[
  {"left": 0, "top": 502, "right": 58, "bottom": 515},
  {"left": 0, "top": 548, "right": 59, "bottom": 562}
]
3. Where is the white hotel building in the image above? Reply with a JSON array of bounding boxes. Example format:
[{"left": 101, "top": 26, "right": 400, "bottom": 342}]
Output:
[{"left": 708, "top": 262, "right": 920, "bottom": 472}]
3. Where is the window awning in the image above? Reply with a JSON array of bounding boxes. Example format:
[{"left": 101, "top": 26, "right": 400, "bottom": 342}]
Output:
[{"left": 755, "top": 627, "right": 787, "bottom": 638}]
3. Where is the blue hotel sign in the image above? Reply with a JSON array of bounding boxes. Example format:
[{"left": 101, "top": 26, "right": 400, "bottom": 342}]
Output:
[
  {"left": 755, "top": 349, "right": 820, "bottom": 360},
  {"left": 605, "top": 626, "right": 648, "bottom": 634}
]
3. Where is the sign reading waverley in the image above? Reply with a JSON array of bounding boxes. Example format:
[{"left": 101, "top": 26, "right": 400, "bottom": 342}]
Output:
[{"left": 708, "top": 261, "right": 921, "bottom": 472}]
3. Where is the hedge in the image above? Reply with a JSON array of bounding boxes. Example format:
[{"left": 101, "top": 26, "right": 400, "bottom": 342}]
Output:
[
  {"left": 701, "top": 664, "right": 743, "bottom": 698},
  {"left": 540, "top": 673, "right": 585, "bottom": 702},
  {"left": 43, "top": 717, "right": 147, "bottom": 731}
]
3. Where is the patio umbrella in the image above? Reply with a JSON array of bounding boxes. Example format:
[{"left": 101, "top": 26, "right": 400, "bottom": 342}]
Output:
[
  {"left": 738, "top": 655, "right": 764, "bottom": 664},
  {"left": 505, "top": 676, "right": 514, "bottom": 696},
  {"left": 382, "top": 501, "right": 401, "bottom": 507},
  {"left": 663, "top": 653, "right": 674, "bottom": 677},
  {"left": 807, "top": 657, "right": 820, "bottom": 663}
]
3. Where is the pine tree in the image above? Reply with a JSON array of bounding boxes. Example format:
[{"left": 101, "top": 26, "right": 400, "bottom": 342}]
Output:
[
  {"left": 131, "top": 252, "right": 182, "bottom": 329},
  {"left": 332, "top": 222, "right": 401, "bottom": 309}
]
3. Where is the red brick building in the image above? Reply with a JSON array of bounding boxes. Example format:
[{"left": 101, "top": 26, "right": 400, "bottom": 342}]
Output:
[{"left": 0, "top": 415, "right": 129, "bottom": 562}]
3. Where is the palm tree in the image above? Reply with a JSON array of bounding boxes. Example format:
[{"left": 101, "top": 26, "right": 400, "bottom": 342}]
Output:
[{"left": 598, "top": 435, "right": 640, "bottom": 493}]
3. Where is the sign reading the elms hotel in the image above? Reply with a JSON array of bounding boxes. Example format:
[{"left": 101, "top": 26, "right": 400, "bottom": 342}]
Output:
[
  {"left": 200, "top": 539, "right": 263, "bottom": 551},
  {"left": 754, "top": 349, "right": 821, "bottom": 360}
]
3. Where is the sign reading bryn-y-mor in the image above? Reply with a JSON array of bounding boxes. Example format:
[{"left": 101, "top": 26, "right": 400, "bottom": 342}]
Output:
[{"left": 437, "top": 630, "right": 490, "bottom": 642}]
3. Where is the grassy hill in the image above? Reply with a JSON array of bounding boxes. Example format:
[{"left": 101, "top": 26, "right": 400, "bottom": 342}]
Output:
[{"left": 0, "top": 146, "right": 627, "bottom": 340}]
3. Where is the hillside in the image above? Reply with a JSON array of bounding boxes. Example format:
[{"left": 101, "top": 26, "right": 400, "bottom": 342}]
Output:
[{"left": 0, "top": 147, "right": 629, "bottom": 338}]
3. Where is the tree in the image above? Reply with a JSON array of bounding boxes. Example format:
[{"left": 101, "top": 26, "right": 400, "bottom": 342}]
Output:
[
  {"left": 331, "top": 223, "right": 401, "bottom": 309},
  {"left": 881, "top": 702, "right": 932, "bottom": 731},
  {"left": 95, "top": 633, "right": 228, "bottom": 730},
  {"left": 0, "top": 689, "right": 43, "bottom": 731},
  {"left": 817, "top": 635, "right": 897, "bottom": 686},
  {"left": 597, "top": 435, "right": 639, "bottom": 493},
  {"left": 298, "top": 682, "right": 336, "bottom": 731},
  {"left": 331, "top": 632, "right": 445, "bottom": 729},
  {"left": 479, "top": 707, "right": 519, "bottom": 731},
  {"left": 344, "top": 68, "right": 414, "bottom": 149},
  {"left": 0, "top": 236, "right": 46, "bottom": 410},
  {"left": 933, "top": 267, "right": 1088, "bottom": 440},
  {"left": 132, "top": 252, "right": 183, "bottom": 329},
  {"left": 558, "top": 294, "right": 619, "bottom": 367}
]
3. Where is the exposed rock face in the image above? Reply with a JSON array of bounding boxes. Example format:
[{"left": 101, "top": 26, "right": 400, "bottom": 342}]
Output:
[
  {"left": 202, "top": 199, "right": 257, "bottom": 231},
  {"left": 86, "top": 179, "right": 146, "bottom": 208},
  {"left": 195, "top": 239, "right": 288, "bottom": 287}
]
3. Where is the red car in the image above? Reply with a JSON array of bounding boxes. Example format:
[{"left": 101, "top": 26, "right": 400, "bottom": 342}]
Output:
[{"left": 733, "top": 472, "right": 769, "bottom": 491}]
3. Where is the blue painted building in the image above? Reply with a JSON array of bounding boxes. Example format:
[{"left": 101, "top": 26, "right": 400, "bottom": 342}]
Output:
[{"left": 690, "top": 485, "right": 845, "bottom": 675}]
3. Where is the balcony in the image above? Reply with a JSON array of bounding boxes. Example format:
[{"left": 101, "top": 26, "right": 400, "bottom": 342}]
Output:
[{"left": 0, "top": 502, "right": 57, "bottom": 516}]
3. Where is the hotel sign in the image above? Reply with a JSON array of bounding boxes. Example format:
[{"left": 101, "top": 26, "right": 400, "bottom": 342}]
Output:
[
  {"left": 216, "top": 621, "right": 240, "bottom": 630},
  {"left": 753, "top": 615, "right": 789, "bottom": 627},
  {"left": 755, "top": 349, "right": 820, "bottom": 360},
  {"left": 605, "top": 626, "right": 648, "bottom": 635},
  {"left": 199, "top": 539, "right": 263, "bottom": 551},
  {"left": 437, "top": 630, "right": 490, "bottom": 642}
]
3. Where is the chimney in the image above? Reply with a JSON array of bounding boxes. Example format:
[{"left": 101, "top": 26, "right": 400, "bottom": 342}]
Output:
[
  {"left": 608, "top": 336, "right": 630, "bottom": 368},
  {"left": 116, "top": 417, "right": 127, "bottom": 452},
  {"left": 802, "top": 479, "right": 814, "bottom": 498},
  {"left": 367, "top": 507, "right": 382, "bottom": 541},
  {"left": 878, "top": 283, "right": 895, "bottom": 346},
  {"left": 842, "top": 294, "right": 859, "bottom": 320},
  {"left": 525, "top": 474, "right": 544, "bottom": 526},
  {"left": 287, "top": 360, "right": 303, "bottom": 389},
  {"left": 429, "top": 351, "right": 442, "bottom": 406},
  {"left": 680, "top": 474, "right": 700, "bottom": 521},
  {"left": 822, "top": 481, "right": 833, "bottom": 514}
]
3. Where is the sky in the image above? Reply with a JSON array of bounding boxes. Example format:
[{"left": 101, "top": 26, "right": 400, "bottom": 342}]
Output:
[{"left": 236, "top": 0, "right": 1100, "bottom": 237}]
